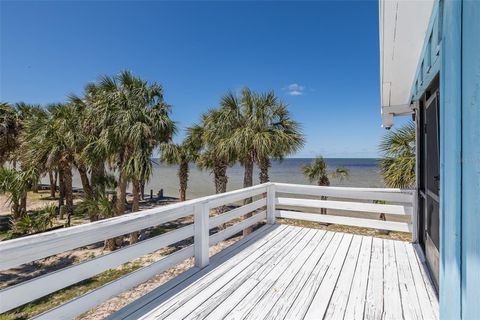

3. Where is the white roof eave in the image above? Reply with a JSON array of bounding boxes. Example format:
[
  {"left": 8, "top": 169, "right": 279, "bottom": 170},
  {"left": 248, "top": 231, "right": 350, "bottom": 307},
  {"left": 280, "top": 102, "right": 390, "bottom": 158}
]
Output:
[{"left": 379, "top": 0, "right": 434, "bottom": 128}]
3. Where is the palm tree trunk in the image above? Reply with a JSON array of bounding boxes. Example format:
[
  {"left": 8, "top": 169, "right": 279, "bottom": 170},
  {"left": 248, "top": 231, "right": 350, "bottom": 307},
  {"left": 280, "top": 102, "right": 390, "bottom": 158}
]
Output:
[
  {"left": 91, "top": 162, "right": 105, "bottom": 194},
  {"left": 32, "top": 178, "right": 39, "bottom": 193},
  {"left": 243, "top": 152, "right": 255, "bottom": 236},
  {"left": 140, "top": 165, "right": 147, "bottom": 200},
  {"left": 48, "top": 170, "right": 56, "bottom": 198},
  {"left": 115, "top": 169, "right": 128, "bottom": 216},
  {"left": 105, "top": 166, "right": 129, "bottom": 251},
  {"left": 213, "top": 161, "right": 228, "bottom": 229},
  {"left": 63, "top": 164, "right": 74, "bottom": 225},
  {"left": 320, "top": 196, "right": 327, "bottom": 214},
  {"left": 318, "top": 178, "right": 330, "bottom": 214},
  {"left": 213, "top": 161, "right": 228, "bottom": 194},
  {"left": 11, "top": 198, "right": 20, "bottom": 220},
  {"left": 19, "top": 191, "right": 27, "bottom": 217},
  {"left": 243, "top": 154, "right": 254, "bottom": 190},
  {"left": 77, "top": 164, "right": 93, "bottom": 197},
  {"left": 259, "top": 157, "right": 270, "bottom": 184},
  {"left": 140, "top": 180, "right": 145, "bottom": 201},
  {"left": 179, "top": 162, "right": 189, "bottom": 201},
  {"left": 129, "top": 178, "right": 140, "bottom": 244},
  {"left": 58, "top": 169, "right": 65, "bottom": 208}
]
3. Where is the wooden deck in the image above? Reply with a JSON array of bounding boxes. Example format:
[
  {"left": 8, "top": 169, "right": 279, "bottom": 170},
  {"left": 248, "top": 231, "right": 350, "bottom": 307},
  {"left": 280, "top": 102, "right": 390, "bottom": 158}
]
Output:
[{"left": 110, "top": 224, "right": 438, "bottom": 320}]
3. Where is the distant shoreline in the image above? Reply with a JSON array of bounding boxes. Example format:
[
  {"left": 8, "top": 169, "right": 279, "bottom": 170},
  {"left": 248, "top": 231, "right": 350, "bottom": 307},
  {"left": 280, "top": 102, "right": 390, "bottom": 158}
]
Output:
[{"left": 40, "top": 158, "right": 386, "bottom": 200}]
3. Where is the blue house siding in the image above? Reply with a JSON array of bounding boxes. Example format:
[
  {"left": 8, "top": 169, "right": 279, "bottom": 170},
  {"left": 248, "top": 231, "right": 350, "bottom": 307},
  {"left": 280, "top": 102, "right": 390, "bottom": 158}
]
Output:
[
  {"left": 414, "top": 0, "right": 480, "bottom": 318},
  {"left": 461, "top": 1, "right": 480, "bottom": 319},
  {"left": 439, "top": 1, "right": 462, "bottom": 319}
]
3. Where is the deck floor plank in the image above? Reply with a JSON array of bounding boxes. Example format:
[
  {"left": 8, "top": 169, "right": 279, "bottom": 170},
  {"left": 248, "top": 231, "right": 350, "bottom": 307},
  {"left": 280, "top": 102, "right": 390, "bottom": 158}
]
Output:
[
  {"left": 107, "top": 225, "right": 438, "bottom": 320},
  {"left": 262, "top": 231, "right": 335, "bottom": 320},
  {"left": 364, "top": 237, "right": 384, "bottom": 320},
  {"left": 133, "top": 225, "right": 295, "bottom": 320},
  {"left": 112, "top": 224, "right": 277, "bottom": 320},
  {"left": 184, "top": 228, "right": 316, "bottom": 320},
  {"left": 406, "top": 243, "right": 439, "bottom": 320},
  {"left": 394, "top": 240, "right": 423, "bottom": 320},
  {"left": 222, "top": 230, "right": 326, "bottom": 320},
  {"left": 383, "top": 238, "right": 403, "bottom": 320},
  {"left": 303, "top": 233, "right": 354, "bottom": 319},
  {"left": 283, "top": 232, "right": 345, "bottom": 320},
  {"left": 343, "top": 236, "right": 372, "bottom": 320},
  {"left": 204, "top": 229, "right": 319, "bottom": 320},
  {"left": 242, "top": 230, "right": 329, "bottom": 320},
  {"left": 147, "top": 227, "right": 304, "bottom": 320},
  {"left": 323, "top": 234, "right": 363, "bottom": 320}
]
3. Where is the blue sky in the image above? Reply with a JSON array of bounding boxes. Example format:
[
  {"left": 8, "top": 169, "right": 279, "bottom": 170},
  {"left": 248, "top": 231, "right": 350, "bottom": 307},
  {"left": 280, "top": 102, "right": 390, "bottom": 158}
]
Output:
[{"left": 0, "top": 0, "right": 407, "bottom": 158}]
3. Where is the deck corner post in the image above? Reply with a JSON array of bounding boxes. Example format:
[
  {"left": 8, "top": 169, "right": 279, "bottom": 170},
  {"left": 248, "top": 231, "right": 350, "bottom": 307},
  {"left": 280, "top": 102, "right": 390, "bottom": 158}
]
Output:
[
  {"left": 412, "top": 189, "right": 419, "bottom": 243},
  {"left": 267, "top": 183, "right": 276, "bottom": 224},
  {"left": 194, "top": 202, "right": 209, "bottom": 268}
]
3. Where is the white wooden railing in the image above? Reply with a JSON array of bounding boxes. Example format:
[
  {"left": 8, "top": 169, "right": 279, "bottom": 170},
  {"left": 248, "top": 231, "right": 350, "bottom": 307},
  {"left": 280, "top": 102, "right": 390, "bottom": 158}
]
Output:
[
  {"left": 0, "top": 182, "right": 414, "bottom": 318},
  {"left": 272, "top": 183, "right": 414, "bottom": 233}
]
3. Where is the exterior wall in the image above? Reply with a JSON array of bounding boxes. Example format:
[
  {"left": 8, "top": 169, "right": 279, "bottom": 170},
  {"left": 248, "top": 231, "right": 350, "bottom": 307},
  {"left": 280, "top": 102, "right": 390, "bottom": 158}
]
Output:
[
  {"left": 439, "top": 0, "right": 480, "bottom": 319},
  {"left": 413, "top": 0, "right": 480, "bottom": 318},
  {"left": 461, "top": 1, "right": 480, "bottom": 318},
  {"left": 439, "top": 1, "right": 462, "bottom": 318}
]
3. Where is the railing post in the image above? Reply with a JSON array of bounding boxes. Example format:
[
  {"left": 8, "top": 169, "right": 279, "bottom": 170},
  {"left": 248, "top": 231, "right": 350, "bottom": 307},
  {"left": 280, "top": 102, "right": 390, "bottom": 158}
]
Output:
[
  {"left": 412, "top": 190, "right": 419, "bottom": 243},
  {"left": 267, "top": 183, "right": 276, "bottom": 224},
  {"left": 194, "top": 202, "right": 209, "bottom": 268}
]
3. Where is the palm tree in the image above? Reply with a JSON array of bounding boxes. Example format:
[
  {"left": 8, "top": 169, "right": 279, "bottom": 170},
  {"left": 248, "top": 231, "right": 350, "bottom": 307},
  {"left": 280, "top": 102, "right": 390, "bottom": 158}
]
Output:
[
  {"left": 76, "top": 192, "right": 115, "bottom": 222},
  {"left": 0, "top": 167, "right": 33, "bottom": 219},
  {"left": 218, "top": 88, "right": 304, "bottom": 186},
  {"left": 85, "top": 71, "right": 175, "bottom": 249},
  {"left": 216, "top": 88, "right": 304, "bottom": 235},
  {"left": 160, "top": 141, "right": 198, "bottom": 201},
  {"left": 332, "top": 166, "right": 350, "bottom": 182},
  {"left": 0, "top": 102, "right": 20, "bottom": 166},
  {"left": 379, "top": 122, "right": 416, "bottom": 188},
  {"left": 73, "top": 83, "right": 109, "bottom": 196},
  {"left": 187, "top": 110, "right": 233, "bottom": 196},
  {"left": 21, "top": 104, "right": 79, "bottom": 220},
  {"left": 302, "top": 157, "right": 330, "bottom": 186},
  {"left": 302, "top": 156, "right": 349, "bottom": 214}
]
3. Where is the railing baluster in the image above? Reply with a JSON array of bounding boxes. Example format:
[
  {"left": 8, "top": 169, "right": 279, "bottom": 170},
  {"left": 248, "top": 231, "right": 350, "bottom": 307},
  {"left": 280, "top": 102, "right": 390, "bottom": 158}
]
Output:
[
  {"left": 194, "top": 202, "right": 210, "bottom": 268},
  {"left": 267, "top": 183, "right": 276, "bottom": 224}
]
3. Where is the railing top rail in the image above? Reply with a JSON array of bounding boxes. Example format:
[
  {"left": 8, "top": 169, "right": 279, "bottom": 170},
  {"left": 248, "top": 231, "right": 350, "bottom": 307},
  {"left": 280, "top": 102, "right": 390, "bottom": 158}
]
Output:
[
  {"left": 0, "top": 183, "right": 268, "bottom": 270},
  {"left": 273, "top": 182, "right": 414, "bottom": 194},
  {"left": 274, "top": 183, "right": 414, "bottom": 204}
]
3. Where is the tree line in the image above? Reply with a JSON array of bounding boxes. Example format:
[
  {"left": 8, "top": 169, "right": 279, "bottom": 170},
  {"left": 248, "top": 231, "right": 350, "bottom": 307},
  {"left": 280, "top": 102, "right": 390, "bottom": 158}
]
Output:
[{"left": 0, "top": 71, "right": 304, "bottom": 244}]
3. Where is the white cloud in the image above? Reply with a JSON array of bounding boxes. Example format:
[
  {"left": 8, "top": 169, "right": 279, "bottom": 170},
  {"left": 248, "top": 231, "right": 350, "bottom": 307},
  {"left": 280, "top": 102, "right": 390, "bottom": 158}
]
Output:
[{"left": 284, "top": 83, "right": 305, "bottom": 96}]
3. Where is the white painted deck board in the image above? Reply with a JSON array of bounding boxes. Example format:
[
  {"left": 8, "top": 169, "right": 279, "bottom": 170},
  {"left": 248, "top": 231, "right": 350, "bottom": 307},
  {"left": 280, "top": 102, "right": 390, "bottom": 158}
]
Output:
[
  {"left": 323, "top": 234, "right": 363, "bottom": 320},
  {"left": 304, "top": 233, "right": 354, "bottom": 319},
  {"left": 262, "top": 231, "right": 336, "bottom": 320},
  {"left": 364, "top": 237, "right": 384, "bottom": 320},
  {"left": 142, "top": 226, "right": 301, "bottom": 319},
  {"left": 172, "top": 228, "right": 312, "bottom": 320},
  {"left": 343, "top": 236, "right": 372, "bottom": 320},
  {"left": 222, "top": 230, "right": 324, "bottom": 320},
  {"left": 242, "top": 230, "right": 328, "bottom": 320},
  {"left": 201, "top": 229, "right": 318, "bottom": 320},
  {"left": 383, "top": 239, "right": 403, "bottom": 320},
  {"left": 109, "top": 225, "right": 438, "bottom": 320}
]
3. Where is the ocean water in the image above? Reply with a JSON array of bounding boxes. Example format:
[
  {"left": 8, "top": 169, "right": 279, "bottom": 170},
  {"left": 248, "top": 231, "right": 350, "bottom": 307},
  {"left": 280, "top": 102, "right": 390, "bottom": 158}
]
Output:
[
  {"left": 52, "top": 158, "right": 385, "bottom": 200},
  {"left": 142, "top": 158, "right": 385, "bottom": 199}
]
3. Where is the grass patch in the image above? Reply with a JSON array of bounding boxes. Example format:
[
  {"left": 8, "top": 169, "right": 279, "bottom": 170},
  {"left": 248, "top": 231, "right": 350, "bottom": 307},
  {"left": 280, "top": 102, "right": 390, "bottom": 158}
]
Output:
[
  {"left": 0, "top": 230, "right": 9, "bottom": 241},
  {"left": 0, "top": 262, "right": 143, "bottom": 320}
]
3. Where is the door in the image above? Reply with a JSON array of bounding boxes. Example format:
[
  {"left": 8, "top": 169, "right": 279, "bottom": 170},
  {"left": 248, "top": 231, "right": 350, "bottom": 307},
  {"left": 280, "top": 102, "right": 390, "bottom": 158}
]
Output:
[{"left": 418, "top": 90, "right": 440, "bottom": 290}]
